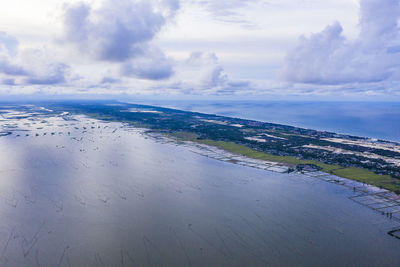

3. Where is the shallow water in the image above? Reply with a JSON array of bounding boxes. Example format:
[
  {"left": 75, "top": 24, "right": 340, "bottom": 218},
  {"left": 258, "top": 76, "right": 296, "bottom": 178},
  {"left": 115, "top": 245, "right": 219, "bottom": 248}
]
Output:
[{"left": 0, "top": 112, "right": 399, "bottom": 266}]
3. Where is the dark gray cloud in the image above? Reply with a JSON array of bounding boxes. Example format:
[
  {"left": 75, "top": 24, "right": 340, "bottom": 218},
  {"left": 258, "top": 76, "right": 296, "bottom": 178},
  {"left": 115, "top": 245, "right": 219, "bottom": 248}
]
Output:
[
  {"left": 282, "top": 0, "right": 400, "bottom": 85},
  {"left": 195, "top": 0, "right": 259, "bottom": 25},
  {"left": 0, "top": 60, "right": 27, "bottom": 76},
  {"left": 100, "top": 77, "right": 119, "bottom": 84},
  {"left": 62, "top": 0, "right": 179, "bottom": 62},
  {"left": 61, "top": 0, "right": 179, "bottom": 82},
  {"left": 2, "top": 78, "right": 15, "bottom": 85},
  {"left": 227, "top": 80, "right": 250, "bottom": 88}
]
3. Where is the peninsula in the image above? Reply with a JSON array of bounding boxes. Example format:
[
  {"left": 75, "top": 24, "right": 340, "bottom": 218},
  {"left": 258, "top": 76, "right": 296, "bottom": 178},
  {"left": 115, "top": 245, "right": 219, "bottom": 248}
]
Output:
[{"left": 36, "top": 101, "right": 400, "bottom": 194}]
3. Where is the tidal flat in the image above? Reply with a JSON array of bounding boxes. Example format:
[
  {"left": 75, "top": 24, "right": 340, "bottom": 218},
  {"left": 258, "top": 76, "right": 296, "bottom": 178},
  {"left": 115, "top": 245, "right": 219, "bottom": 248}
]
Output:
[{"left": 0, "top": 109, "right": 399, "bottom": 266}]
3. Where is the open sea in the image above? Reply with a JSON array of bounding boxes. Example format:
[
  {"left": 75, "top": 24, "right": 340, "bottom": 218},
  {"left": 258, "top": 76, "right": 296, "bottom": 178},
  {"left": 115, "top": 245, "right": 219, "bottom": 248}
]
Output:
[{"left": 133, "top": 100, "right": 400, "bottom": 142}]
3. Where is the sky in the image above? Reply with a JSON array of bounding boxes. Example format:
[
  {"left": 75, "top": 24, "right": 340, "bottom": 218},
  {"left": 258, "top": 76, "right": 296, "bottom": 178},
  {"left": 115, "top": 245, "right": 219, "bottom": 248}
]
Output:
[{"left": 0, "top": 0, "right": 399, "bottom": 100}]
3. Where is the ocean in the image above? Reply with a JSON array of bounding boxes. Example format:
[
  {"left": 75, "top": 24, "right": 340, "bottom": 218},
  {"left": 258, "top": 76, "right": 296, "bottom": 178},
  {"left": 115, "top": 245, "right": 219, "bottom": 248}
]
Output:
[{"left": 133, "top": 100, "right": 400, "bottom": 142}]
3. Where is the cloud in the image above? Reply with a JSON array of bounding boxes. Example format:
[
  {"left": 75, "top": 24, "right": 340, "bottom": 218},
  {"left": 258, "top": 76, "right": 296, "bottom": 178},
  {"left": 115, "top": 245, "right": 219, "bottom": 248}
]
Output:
[
  {"left": 194, "top": 0, "right": 259, "bottom": 25},
  {"left": 120, "top": 45, "right": 174, "bottom": 80},
  {"left": 0, "top": 31, "right": 28, "bottom": 76},
  {"left": 164, "top": 51, "right": 252, "bottom": 94},
  {"left": 359, "top": 0, "right": 400, "bottom": 44},
  {"left": 16, "top": 48, "right": 71, "bottom": 85},
  {"left": 0, "top": 34, "right": 70, "bottom": 85},
  {"left": 2, "top": 78, "right": 15, "bottom": 85},
  {"left": 282, "top": 0, "right": 400, "bottom": 85},
  {"left": 100, "top": 77, "right": 119, "bottom": 84},
  {"left": 180, "top": 52, "right": 227, "bottom": 89},
  {"left": 60, "top": 0, "right": 179, "bottom": 82},
  {"left": 24, "top": 63, "right": 69, "bottom": 85},
  {"left": 62, "top": 0, "right": 179, "bottom": 62},
  {"left": 122, "top": 57, "right": 174, "bottom": 81},
  {"left": 227, "top": 80, "right": 250, "bottom": 88},
  {"left": 0, "top": 60, "right": 28, "bottom": 76},
  {"left": 0, "top": 31, "right": 19, "bottom": 57}
]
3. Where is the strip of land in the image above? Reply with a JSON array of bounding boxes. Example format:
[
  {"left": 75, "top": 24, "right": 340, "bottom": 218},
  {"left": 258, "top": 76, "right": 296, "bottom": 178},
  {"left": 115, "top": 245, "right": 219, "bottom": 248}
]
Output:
[{"left": 2, "top": 100, "right": 400, "bottom": 194}]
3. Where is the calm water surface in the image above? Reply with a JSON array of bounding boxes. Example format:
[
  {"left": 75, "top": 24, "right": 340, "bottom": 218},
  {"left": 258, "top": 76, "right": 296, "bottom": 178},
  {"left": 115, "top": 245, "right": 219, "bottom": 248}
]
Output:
[{"left": 0, "top": 113, "right": 399, "bottom": 266}]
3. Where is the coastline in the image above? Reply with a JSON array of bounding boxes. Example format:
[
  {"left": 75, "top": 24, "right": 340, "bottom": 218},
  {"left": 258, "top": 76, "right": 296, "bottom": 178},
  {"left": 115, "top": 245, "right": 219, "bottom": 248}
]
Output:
[
  {"left": 149, "top": 131, "right": 400, "bottom": 228},
  {"left": 131, "top": 100, "right": 400, "bottom": 143},
  {"left": 1, "top": 104, "right": 400, "bottom": 243},
  {"left": 165, "top": 131, "right": 400, "bottom": 195},
  {"left": 8, "top": 101, "right": 400, "bottom": 195},
  {"left": 0, "top": 111, "right": 399, "bottom": 265}
]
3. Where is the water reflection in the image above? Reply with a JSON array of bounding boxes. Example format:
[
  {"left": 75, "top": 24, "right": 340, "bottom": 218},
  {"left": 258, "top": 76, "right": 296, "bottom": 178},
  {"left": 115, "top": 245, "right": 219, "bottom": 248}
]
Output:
[{"left": 0, "top": 112, "right": 399, "bottom": 266}]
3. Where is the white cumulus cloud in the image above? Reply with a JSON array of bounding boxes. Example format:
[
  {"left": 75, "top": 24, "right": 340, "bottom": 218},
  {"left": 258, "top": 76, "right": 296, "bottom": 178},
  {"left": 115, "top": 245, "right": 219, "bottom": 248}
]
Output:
[{"left": 282, "top": 0, "right": 400, "bottom": 85}]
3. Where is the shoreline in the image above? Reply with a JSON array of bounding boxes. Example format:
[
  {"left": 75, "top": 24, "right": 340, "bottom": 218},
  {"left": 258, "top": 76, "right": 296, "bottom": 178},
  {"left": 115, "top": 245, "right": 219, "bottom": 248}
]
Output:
[
  {"left": 4, "top": 101, "right": 400, "bottom": 194},
  {"left": 128, "top": 100, "right": 400, "bottom": 143},
  {"left": 164, "top": 130, "right": 400, "bottom": 194},
  {"left": 148, "top": 131, "right": 400, "bottom": 228}
]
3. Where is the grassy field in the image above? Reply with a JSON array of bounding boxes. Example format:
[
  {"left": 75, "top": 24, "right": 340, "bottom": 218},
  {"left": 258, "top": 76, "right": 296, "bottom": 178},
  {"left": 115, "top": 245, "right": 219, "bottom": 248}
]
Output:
[
  {"left": 332, "top": 168, "right": 400, "bottom": 194},
  {"left": 193, "top": 139, "right": 400, "bottom": 194},
  {"left": 198, "top": 140, "right": 341, "bottom": 172}
]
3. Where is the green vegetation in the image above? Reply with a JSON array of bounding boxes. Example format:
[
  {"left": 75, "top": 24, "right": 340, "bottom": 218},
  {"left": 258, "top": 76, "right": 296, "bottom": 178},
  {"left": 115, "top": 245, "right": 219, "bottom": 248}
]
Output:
[
  {"left": 197, "top": 140, "right": 340, "bottom": 171},
  {"left": 333, "top": 168, "right": 400, "bottom": 194},
  {"left": 196, "top": 140, "right": 400, "bottom": 193},
  {"left": 168, "top": 131, "right": 199, "bottom": 141}
]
